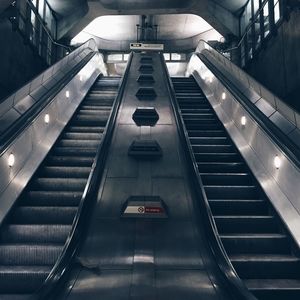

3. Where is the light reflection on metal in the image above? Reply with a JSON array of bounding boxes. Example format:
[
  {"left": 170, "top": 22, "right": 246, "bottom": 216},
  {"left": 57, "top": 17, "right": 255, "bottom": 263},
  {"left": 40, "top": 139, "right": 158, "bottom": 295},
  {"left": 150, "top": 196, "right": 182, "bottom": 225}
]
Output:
[
  {"left": 241, "top": 116, "right": 246, "bottom": 126},
  {"left": 44, "top": 114, "right": 50, "bottom": 124},
  {"left": 274, "top": 155, "right": 281, "bottom": 169},
  {"left": 8, "top": 154, "right": 15, "bottom": 167}
]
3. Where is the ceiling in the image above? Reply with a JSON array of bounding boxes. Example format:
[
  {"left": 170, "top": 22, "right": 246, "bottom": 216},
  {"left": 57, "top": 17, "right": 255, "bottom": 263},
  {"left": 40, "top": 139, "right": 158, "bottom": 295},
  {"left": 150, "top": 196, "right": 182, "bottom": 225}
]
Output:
[
  {"left": 45, "top": 0, "right": 248, "bottom": 41},
  {"left": 72, "top": 14, "right": 221, "bottom": 43}
]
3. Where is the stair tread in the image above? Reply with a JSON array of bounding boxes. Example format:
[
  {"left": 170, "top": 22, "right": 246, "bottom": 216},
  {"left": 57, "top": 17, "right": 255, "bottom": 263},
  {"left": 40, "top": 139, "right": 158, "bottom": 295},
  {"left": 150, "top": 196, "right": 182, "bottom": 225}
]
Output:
[
  {"left": 221, "top": 234, "right": 287, "bottom": 238},
  {"left": 0, "top": 265, "right": 52, "bottom": 272},
  {"left": 230, "top": 254, "right": 300, "bottom": 262},
  {"left": 245, "top": 279, "right": 300, "bottom": 289}
]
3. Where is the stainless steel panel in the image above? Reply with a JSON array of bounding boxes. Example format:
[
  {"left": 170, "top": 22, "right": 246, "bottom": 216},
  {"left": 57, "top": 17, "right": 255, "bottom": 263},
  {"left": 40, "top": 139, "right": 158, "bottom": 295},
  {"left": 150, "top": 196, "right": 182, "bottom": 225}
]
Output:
[
  {"left": 0, "top": 94, "right": 14, "bottom": 117},
  {"left": 29, "top": 73, "right": 43, "bottom": 93},
  {"left": 276, "top": 98, "right": 297, "bottom": 124},
  {"left": 269, "top": 111, "right": 295, "bottom": 134},
  {"left": 0, "top": 109, "right": 21, "bottom": 133},
  {"left": 242, "top": 87, "right": 261, "bottom": 104},
  {"left": 260, "top": 85, "right": 276, "bottom": 107},
  {"left": 30, "top": 85, "right": 48, "bottom": 101},
  {"left": 106, "top": 125, "right": 139, "bottom": 178},
  {"left": 14, "top": 95, "right": 36, "bottom": 114},
  {"left": 42, "top": 67, "right": 54, "bottom": 83},
  {"left": 156, "top": 270, "right": 221, "bottom": 300},
  {"left": 288, "top": 128, "right": 300, "bottom": 148},
  {"left": 13, "top": 83, "right": 31, "bottom": 105},
  {"left": 255, "top": 98, "right": 276, "bottom": 117}
]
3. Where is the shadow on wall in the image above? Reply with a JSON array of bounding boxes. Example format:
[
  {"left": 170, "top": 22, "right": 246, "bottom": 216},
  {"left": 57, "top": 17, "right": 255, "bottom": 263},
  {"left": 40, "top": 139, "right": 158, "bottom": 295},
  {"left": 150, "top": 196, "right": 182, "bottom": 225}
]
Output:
[{"left": 0, "top": 18, "right": 47, "bottom": 102}]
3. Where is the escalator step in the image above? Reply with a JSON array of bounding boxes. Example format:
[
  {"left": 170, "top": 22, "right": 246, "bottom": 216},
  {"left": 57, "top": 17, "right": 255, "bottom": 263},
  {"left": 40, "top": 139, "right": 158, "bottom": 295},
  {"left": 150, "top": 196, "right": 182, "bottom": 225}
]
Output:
[
  {"left": 209, "top": 199, "right": 267, "bottom": 215},
  {"left": 188, "top": 131, "right": 226, "bottom": 138},
  {"left": 0, "top": 225, "right": 71, "bottom": 243},
  {"left": 32, "top": 178, "right": 87, "bottom": 191},
  {"left": 0, "top": 265, "right": 51, "bottom": 293},
  {"left": 205, "top": 185, "right": 258, "bottom": 199},
  {"left": 52, "top": 147, "right": 97, "bottom": 156},
  {"left": 41, "top": 166, "right": 90, "bottom": 178},
  {"left": 47, "top": 156, "right": 94, "bottom": 167},
  {"left": 62, "top": 132, "right": 102, "bottom": 140},
  {"left": 195, "top": 153, "right": 241, "bottom": 162},
  {"left": 245, "top": 279, "right": 300, "bottom": 300},
  {"left": 57, "top": 139, "right": 99, "bottom": 148},
  {"left": 220, "top": 234, "right": 290, "bottom": 254},
  {"left": 190, "top": 137, "right": 228, "bottom": 145},
  {"left": 72, "top": 115, "right": 109, "bottom": 126},
  {"left": 0, "top": 245, "right": 63, "bottom": 265},
  {"left": 231, "top": 255, "right": 300, "bottom": 279},
  {"left": 197, "top": 162, "right": 247, "bottom": 173},
  {"left": 214, "top": 215, "right": 278, "bottom": 234},
  {"left": 11, "top": 207, "right": 77, "bottom": 224},
  {"left": 200, "top": 173, "right": 252, "bottom": 185},
  {"left": 67, "top": 126, "right": 105, "bottom": 133},
  {"left": 192, "top": 145, "right": 235, "bottom": 153},
  {"left": 25, "top": 191, "right": 82, "bottom": 206}
]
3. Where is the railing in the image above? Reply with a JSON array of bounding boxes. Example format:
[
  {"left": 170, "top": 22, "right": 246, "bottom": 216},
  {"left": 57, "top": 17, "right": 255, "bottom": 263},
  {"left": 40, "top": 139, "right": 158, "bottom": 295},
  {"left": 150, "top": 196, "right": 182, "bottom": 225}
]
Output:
[
  {"left": 222, "top": 0, "right": 286, "bottom": 67},
  {"left": 9, "top": 0, "right": 71, "bottom": 65}
]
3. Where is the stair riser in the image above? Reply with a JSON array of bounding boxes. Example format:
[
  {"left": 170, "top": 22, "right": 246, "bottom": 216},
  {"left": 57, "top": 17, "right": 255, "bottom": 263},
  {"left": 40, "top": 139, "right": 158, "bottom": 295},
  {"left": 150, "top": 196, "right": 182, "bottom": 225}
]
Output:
[
  {"left": 233, "top": 261, "right": 300, "bottom": 279},
  {"left": 221, "top": 237, "right": 290, "bottom": 254}
]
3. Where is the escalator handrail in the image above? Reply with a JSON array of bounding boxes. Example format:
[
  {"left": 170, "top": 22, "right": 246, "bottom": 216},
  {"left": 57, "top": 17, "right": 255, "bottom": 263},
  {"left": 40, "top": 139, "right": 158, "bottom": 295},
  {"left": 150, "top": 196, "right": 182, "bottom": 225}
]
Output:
[
  {"left": 160, "top": 53, "right": 257, "bottom": 300},
  {"left": 34, "top": 53, "right": 133, "bottom": 300},
  {"left": 0, "top": 51, "right": 96, "bottom": 155}
]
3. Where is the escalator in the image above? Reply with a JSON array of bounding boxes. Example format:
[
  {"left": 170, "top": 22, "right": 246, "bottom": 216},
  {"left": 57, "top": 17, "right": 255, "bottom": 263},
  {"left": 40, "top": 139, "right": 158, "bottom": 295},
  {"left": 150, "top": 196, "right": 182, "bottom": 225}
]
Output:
[
  {"left": 171, "top": 76, "right": 300, "bottom": 300},
  {"left": 0, "top": 76, "right": 120, "bottom": 299}
]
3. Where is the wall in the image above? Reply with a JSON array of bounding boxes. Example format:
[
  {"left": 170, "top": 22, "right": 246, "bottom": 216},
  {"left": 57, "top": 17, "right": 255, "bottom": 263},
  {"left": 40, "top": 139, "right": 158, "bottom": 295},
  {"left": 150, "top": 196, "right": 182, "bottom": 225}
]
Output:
[
  {"left": 0, "top": 18, "right": 47, "bottom": 102},
  {"left": 246, "top": 10, "right": 300, "bottom": 113}
]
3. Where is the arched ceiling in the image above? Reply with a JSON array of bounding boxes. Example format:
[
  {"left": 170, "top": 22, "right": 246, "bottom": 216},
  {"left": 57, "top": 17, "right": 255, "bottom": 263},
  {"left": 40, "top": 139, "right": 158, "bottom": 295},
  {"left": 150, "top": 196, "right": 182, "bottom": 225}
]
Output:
[
  {"left": 46, "top": 0, "right": 248, "bottom": 40},
  {"left": 72, "top": 14, "right": 221, "bottom": 42}
]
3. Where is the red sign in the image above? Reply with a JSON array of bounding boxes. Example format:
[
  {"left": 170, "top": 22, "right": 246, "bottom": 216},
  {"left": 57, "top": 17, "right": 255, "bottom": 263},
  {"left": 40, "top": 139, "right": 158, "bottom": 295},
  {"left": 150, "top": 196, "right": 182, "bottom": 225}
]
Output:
[{"left": 145, "top": 207, "right": 164, "bottom": 214}]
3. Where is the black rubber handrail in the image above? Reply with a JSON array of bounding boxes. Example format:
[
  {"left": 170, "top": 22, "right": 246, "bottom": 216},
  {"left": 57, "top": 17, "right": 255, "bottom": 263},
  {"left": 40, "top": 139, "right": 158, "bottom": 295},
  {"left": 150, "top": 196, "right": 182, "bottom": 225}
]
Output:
[
  {"left": 0, "top": 51, "right": 96, "bottom": 155},
  {"left": 34, "top": 53, "right": 133, "bottom": 300},
  {"left": 160, "top": 53, "right": 257, "bottom": 300},
  {"left": 198, "top": 52, "right": 300, "bottom": 170}
]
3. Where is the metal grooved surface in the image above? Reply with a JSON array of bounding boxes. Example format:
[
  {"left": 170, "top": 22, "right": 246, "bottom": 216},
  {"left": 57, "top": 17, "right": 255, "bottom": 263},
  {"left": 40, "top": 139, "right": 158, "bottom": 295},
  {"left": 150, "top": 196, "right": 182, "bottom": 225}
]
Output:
[
  {"left": 172, "top": 76, "right": 300, "bottom": 300},
  {"left": 57, "top": 53, "right": 231, "bottom": 300},
  {"left": 0, "top": 76, "right": 120, "bottom": 299}
]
